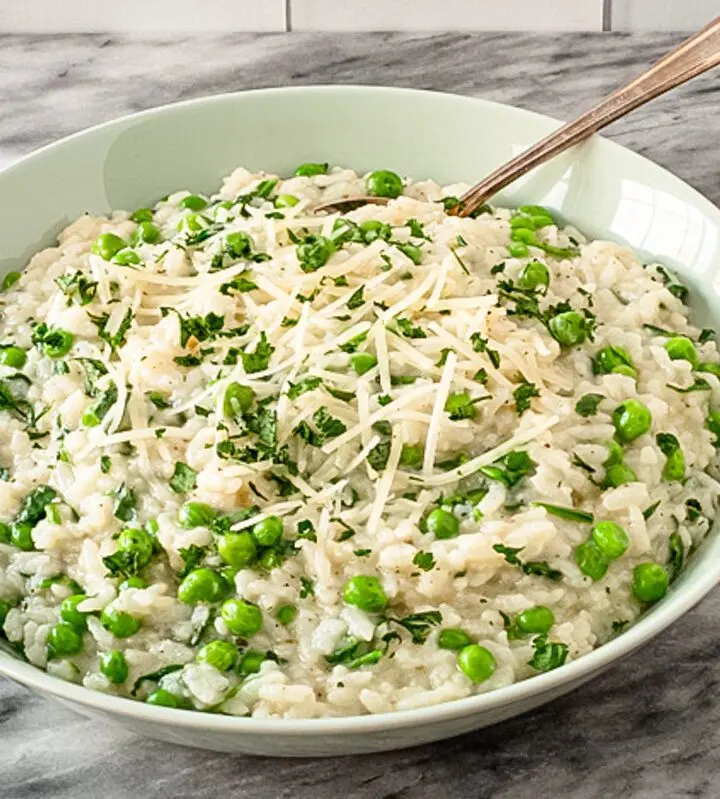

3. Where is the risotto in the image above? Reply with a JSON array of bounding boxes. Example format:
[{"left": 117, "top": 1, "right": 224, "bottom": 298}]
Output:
[{"left": 0, "top": 163, "right": 717, "bottom": 718}]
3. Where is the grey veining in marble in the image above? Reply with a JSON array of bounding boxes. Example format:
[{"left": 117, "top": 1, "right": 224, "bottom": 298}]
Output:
[{"left": 1, "top": 32, "right": 720, "bottom": 799}]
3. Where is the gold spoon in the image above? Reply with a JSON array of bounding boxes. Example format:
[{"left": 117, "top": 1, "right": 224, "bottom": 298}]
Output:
[{"left": 315, "top": 15, "right": 720, "bottom": 218}]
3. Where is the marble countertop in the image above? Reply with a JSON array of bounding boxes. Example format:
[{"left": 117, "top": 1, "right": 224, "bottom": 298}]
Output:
[{"left": 1, "top": 32, "right": 719, "bottom": 798}]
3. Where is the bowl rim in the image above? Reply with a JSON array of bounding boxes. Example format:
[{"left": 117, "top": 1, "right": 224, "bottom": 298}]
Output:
[{"left": 1, "top": 84, "right": 719, "bottom": 736}]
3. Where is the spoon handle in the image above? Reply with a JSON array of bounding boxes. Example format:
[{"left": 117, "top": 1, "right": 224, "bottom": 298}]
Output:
[{"left": 457, "top": 16, "right": 720, "bottom": 217}]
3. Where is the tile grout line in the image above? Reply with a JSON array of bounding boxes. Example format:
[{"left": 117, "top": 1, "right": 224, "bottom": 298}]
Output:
[
  {"left": 285, "top": 0, "right": 292, "bottom": 32},
  {"left": 603, "top": 0, "right": 612, "bottom": 31}
]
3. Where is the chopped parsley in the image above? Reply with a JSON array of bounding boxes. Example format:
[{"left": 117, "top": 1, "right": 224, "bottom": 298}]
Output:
[
  {"left": 178, "top": 545, "right": 208, "bottom": 579},
  {"left": 169, "top": 462, "right": 197, "bottom": 493},
  {"left": 367, "top": 440, "right": 391, "bottom": 471},
  {"left": 513, "top": 381, "right": 540, "bottom": 415},
  {"left": 390, "top": 611, "right": 442, "bottom": 645},
  {"left": 667, "top": 533, "right": 685, "bottom": 582},
  {"left": 112, "top": 484, "right": 137, "bottom": 522},
  {"left": 528, "top": 635, "right": 569, "bottom": 672},
  {"left": 346, "top": 287, "right": 365, "bottom": 309},
  {"left": 469, "top": 332, "right": 500, "bottom": 368},
  {"left": 55, "top": 270, "right": 97, "bottom": 306},
  {"left": 88, "top": 307, "right": 134, "bottom": 351},
  {"left": 287, "top": 375, "right": 322, "bottom": 400},
  {"left": 479, "top": 450, "right": 536, "bottom": 488},
  {"left": 396, "top": 318, "right": 427, "bottom": 339},
  {"left": 533, "top": 502, "right": 594, "bottom": 523},
  {"left": 161, "top": 308, "right": 224, "bottom": 348},
  {"left": 412, "top": 551, "right": 435, "bottom": 571},
  {"left": 575, "top": 393, "right": 604, "bottom": 417},
  {"left": 242, "top": 332, "right": 274, "bottom": 374},
  {"left": 493, "top": 544, "right": 562, "bottom": 581},
  {"left": 294, "top": 407, "right": 346, "bottom": 447}
]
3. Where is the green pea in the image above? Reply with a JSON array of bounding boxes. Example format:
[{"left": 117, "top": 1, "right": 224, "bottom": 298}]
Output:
[
  {"left": 519, "top": 204, "right": 555, "bottom": 221},
  {"left": 223, "top": 382, "right": 254, "bottom": 419},
  {"left": 116, "top": 528, "right": 155, "bottom": 568},
  {"left": 146, "top": 689, "right": 179, "bottom": 707},
  {"left": 366, "top": 170, "right": 403, "bottom": 199},
  {"left": 350, "top": 352, "right": 377, "bottom": 375},
  {"left": 510, "top": 215, "right": 536, "bottom": 230},
  {"left": 632, "top": 562, "right": 669, "bottom": 603},
  {"left": 180, "top": 194, "right": 207, "bottom": 211},
  {"left": 604, "top": 439, "right": 624, "bottom": 468},
  {"left": 591, "top": 521, "right": 629, "bottom": 560},
  {"left": 46, "top": 622, "right": 84, "bottom": 659},
  {"left": 399, "top": 444, "right": 424, "bottom": 469},
  {"left": 275, "top": 604, "right": 298, "bottom": 626},
  {"left": 575, "top": 540, "right": 609, "bottom": 581},
  {"left": 238, "top": 649, "right": 266, "bottom": 675},
  {"left": 130, "top": 208, "right": 154, "bottom": 223},
  {"left": 217, "top": 531, "right": 258, "bottom": 569},
  {"left": 177, "top": 568, "right": 228, "bottom": 605},
  {"left": 60, "top": 594, "right": 89, "bottom": 631},
  {"left": 10, "top": 522, "right": 34, "bottom": 551},
  {"left": 0, "top": 598, "right": 12, "bottom": 628},
  {"left": 548, "top": 311, "right": 588, "bottom": 347},
  {"left": 294, "top": 162, "right": 328, "bottom": 177},
  {"left": 132, "top": 221, "right": 161, "bottom": 244},
  {"left": 457, "top": 644, "right": 496, "bottom": 683},
  {"left": 425, "top": 508, "right": 460, "bottom": 540},
  {"left": 251, "top": 515, "right": 283, "bottom": 547},
  {"left": 342, "top": 576, "right": 387, "bottom": 613},
  {"left": 0, "top": 522, "right": 9, "bottom": 544},
  {"left": 517, "top": 261, "right": 550, "bottom": 291},
  {"left": 604, "top": 462, "right": 638, "bottom": 488},
  {"left": 113, "top": 248, "right": 141, "bottom": 266},
  {"left": 612, "top": 399, "right": 652, "bottom": 442},
  {"left": 438, "top": 628, "right": 472, "bottom": 650},
  {"left": 359, "top": 220, "right": 392, "bottom": 243},
  {"left": 177, "top": 213, "right": 204, "bottom": 233},
  {"left": 697, "top": 362, "right": 720, "bottom": 378},
  {"left": 119, "top": 576, "right": 147, "bottom": 591},
  {"left": 100, "top": 650, "right": 129, "bottom": 684},
  {"left": 510, "top": 228, "right": 537, "bottom": 245},
  {"left": 296, "top": 235, "right": 335, "bottom": 272},
  {"left": 225, "top": 232, "right": 253, "bottom": 258},
  {"left": 516, "top": 606, "right": 555, "bottom": 635},
  {"left": 221, "top": 598, "right": 264, "bottom": 637},
  {"left": 197, "top": 640, "right": 239, "bottom": 671},
  {"left": 258, "top": 548, "right": 284, "bottom": 571},
  {"left": 91, "top": 233, "right": 126, "bottom": 261},
  {"left": 663, "top": 448, "right": 685, "bottom": 482},
  {"left": 665, "top": 336, "right": 698, "bottom": 368},
  {"left": 275, "top": 194, "right": 299, "bottom": 208},
  {"left": 592, "top": 346, "right": 636, "bottom": 378},
  {"left": 178, "top": 502, "right": 216, "bottom": 529},
  {"left": 0, "top": 347, "right": 27, "bottom": 369},
  {"left": 507, "top": 242, "right": 529, "bottom": 258},
  {"left": 2, "top": 272, "right": 21, "bottom": 291},
  {"left": 100, "top": 606, "right": 142, "bottom": 638},
  {"left": 41, "top": 329, "right": 74, "bottom": 358}
]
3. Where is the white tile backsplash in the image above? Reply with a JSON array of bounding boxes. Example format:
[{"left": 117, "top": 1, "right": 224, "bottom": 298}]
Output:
[
  {"left": 290, "top": 0, "right": 604, "bottom": 31},
  {"left": 611, "top": 0, "right": 717, "bottom": 31},
  {"left": 0, "top": 0, "right": 713, "bottom": 33},
  {"left": 0, "top": 0, "right": 286, "bottom": 32}
]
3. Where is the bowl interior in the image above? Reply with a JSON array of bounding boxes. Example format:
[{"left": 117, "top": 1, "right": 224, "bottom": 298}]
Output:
[{"left": 1, "top": 86, "right": 720, "bottom": 738}]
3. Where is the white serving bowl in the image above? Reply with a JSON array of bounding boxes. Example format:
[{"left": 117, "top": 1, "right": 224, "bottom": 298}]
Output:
[{"left": 1, "top": 86, "right": 719, "bottom": 756}]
